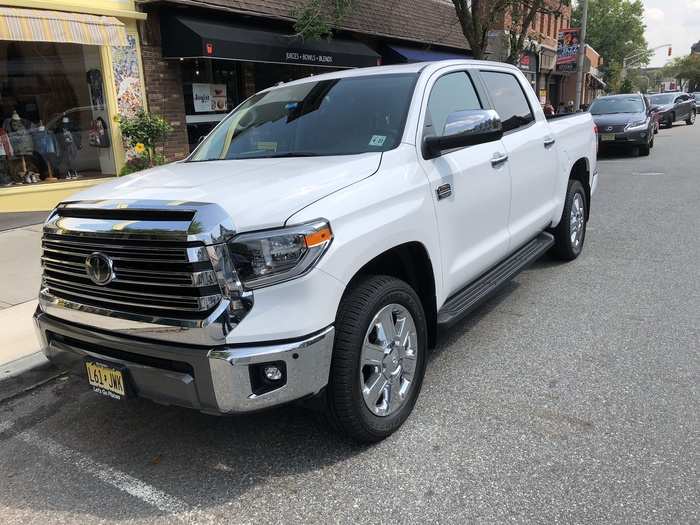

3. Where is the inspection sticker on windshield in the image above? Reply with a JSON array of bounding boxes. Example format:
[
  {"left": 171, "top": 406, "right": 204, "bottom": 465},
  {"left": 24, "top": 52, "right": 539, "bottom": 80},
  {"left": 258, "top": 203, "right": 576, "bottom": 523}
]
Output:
[{"left": 369, "top": 135, "right": 386, "bottom": 147}]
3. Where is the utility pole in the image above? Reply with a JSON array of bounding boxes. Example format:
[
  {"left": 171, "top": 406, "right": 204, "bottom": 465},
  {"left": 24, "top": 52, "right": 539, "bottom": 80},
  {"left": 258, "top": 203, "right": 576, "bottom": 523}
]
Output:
[{"left": 574, "top": 0, "right": 589, "bottom": 110}]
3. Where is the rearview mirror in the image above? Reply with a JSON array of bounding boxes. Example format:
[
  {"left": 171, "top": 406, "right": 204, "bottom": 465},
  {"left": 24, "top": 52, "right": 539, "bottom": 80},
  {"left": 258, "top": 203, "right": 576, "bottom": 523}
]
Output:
[{"left": 423, "top": 109, "right": 503, "bottom": 160}]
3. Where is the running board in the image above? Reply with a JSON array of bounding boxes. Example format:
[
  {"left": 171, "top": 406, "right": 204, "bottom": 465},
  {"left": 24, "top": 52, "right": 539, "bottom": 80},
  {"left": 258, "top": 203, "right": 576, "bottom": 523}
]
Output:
[{"left": 437, "top": 232, "right": 555, "bottom": 328}]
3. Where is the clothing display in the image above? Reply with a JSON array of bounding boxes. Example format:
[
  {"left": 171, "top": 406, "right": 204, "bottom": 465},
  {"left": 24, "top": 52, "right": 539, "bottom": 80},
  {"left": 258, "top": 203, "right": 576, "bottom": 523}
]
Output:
[
  {"left": 7, "top": 117, "right": 34, "bottom": 156},
  {"left": 88, "top": 117, "right": 110, "bottom": 148},
  {"left": 32, "top": 127, "right": 57, "bottom": 155},
  {"left": 57, "top": 126, "right": 79, "bottom": 179}
]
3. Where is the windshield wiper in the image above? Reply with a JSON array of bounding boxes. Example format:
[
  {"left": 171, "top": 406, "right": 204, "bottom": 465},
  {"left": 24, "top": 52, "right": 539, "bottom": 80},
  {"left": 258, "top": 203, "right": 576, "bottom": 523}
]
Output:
[{"left": 242, "top": 151, "right": 322, "bottom": 159}]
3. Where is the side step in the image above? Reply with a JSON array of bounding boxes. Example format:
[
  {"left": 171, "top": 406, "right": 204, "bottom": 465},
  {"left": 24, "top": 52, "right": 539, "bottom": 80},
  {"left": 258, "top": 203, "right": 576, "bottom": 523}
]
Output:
[{"left": 437, "top": 232, "right": 555, "bottom": 328}]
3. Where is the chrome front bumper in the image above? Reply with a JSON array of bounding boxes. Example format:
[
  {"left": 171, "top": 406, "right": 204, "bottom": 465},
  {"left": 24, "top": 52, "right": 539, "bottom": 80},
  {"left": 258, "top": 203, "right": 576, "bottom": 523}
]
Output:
[{"left": 34, "top": 310, "right": 334, "bottom": 414}]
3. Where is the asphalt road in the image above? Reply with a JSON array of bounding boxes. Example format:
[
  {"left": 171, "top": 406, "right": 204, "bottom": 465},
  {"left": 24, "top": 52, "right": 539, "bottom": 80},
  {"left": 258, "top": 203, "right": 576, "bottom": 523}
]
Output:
[{"left": 1, "top": 122, "right": 698, "bottom": 525}]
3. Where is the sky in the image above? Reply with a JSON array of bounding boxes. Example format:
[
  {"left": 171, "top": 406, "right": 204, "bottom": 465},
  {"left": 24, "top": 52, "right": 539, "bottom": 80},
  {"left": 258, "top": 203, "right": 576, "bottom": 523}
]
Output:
[{"left": 642, "top": 0, "right": 700, "bottom": 67}]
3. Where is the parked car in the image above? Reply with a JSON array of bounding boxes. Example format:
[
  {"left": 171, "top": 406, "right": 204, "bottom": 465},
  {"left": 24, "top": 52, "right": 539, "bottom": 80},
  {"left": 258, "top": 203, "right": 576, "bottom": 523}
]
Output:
[
  {"left": 588, "top": 93, "right": 655, "bottom": 156},
  {"left": 648, "top": 92, "right": 696, "bottom": 127},
  {"left": 692, "top": 93, "right": 700, "bottom": 110},
  {"left": 644, "top": 95, "right": 661, "bottom": 134},
  {"left": 34, "top": 61, "right": 598, "bottom": 443}
]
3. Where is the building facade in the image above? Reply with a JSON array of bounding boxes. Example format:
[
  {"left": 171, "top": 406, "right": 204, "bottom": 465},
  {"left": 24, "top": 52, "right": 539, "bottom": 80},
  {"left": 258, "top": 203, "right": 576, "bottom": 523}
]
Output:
[
  {"left": 0, "top": 0, "right": 149, "bottom": 212},
  {"left": 486, "top": 0, "right": 573, "bottom": 106},
  {"left": 136, "top": 0, "right": 472, "bottom": 160}
]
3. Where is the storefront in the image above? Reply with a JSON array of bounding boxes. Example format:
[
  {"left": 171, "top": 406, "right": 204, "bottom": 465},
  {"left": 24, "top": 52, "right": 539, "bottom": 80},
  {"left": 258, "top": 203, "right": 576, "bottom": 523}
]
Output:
[
  {"left": 158, "top": 11, "right": 380, "bottom": 150},
  {"left": 0, "top": 1, "right": 147, "bottom": 212},
  {"left": 518, "top": 51, "right": 538, "bottom": 94}
]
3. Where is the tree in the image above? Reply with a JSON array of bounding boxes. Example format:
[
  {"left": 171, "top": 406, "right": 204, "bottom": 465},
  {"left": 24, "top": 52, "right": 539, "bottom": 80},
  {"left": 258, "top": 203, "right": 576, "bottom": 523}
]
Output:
[
  {"left": 450, "top": 1, "right": 569, "bottom": 62},
  {"left": 662, "top": 55, "right": 700, "bottom": 92},
  {"left": 572, "top": 0, "right": 648, "bottom": 91},
  {"left": 292, "top": 0, "right": 353, "bottom": 40}
]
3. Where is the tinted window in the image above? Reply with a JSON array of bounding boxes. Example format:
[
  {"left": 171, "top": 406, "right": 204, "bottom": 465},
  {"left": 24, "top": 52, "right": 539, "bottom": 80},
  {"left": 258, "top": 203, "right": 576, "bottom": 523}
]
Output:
[
  {"left": 649, "top": 94, "right": 675, "bottom": 105},
  {"left": 480, "top": 71, "right": 534, "bottom": 132},
  {"left": 190, "top": 73, "right": 417, "bottom": 161},
  {"left": 424, "top": 72, "right": 481, "bottom": 137},
  {"left": 589, "top": 96, "right": 646, "bottom": 115}
]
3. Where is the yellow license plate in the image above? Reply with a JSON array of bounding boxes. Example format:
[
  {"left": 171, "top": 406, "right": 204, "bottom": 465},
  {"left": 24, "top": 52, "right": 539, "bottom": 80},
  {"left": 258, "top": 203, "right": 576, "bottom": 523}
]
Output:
[
  {"left": 85, "top": 361, "right": 126, "bottom": 398},
  {"left": 601, "top": 133, "right": 616, "bottom": 141}
]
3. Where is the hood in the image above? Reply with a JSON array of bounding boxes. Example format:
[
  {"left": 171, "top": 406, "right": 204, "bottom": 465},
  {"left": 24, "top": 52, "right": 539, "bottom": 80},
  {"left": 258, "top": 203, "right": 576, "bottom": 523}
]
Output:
[
  {"left": 70, "top": 153, "right": 382, "bottom": 232},
  {"left": 592, "top": 112, "right": 646, "bottom": 127}
]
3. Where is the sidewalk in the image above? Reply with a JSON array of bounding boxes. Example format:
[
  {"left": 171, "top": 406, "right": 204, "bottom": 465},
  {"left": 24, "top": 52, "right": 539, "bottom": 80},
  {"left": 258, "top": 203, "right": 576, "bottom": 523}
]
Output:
[{"left": 0, "top": 217, "right": 48, "bottom": 381}]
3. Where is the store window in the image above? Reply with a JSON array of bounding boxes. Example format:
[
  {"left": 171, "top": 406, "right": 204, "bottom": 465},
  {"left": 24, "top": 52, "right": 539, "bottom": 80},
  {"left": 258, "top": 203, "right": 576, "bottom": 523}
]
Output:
[
  {"left": 0, "top": 42, "right": 115, "bottom": 187},
  {"left": 181, "top": 59, "right": 241, "bottom": 151}
]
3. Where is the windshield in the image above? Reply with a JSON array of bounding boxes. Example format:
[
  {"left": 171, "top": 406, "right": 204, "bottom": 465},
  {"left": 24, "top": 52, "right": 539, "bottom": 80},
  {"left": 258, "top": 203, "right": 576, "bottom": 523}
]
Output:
[
  {"left": 589, "top": 97, "right": 645, "bottom": 115},
  {"left": 649, "top": 94, "right": 675, "bottom": 105},
  {"left": 190, "top": 73, "right": 417, "bottom": 161}
]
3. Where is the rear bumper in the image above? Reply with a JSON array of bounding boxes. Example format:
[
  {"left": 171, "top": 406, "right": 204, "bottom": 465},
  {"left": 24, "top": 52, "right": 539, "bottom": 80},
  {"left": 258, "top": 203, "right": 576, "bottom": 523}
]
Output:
[{"left": 34, "top": 310, "right": 334, "bottom": 414}]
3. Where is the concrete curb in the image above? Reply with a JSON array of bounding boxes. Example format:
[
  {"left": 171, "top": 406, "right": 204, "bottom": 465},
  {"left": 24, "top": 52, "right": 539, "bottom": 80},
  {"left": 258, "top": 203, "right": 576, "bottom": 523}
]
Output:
[
  {"left": 0, "top": 353, "right": 64, "bottom": 403},
  {"left": 1, "top": 351, "right": 49, "bottom": 381}
]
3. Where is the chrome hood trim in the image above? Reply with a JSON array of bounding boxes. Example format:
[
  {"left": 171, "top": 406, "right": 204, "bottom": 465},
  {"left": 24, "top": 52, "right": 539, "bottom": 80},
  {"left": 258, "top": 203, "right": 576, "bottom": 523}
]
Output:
[{"left": 48, "top": 199, "right": 237, "bottom": 244}]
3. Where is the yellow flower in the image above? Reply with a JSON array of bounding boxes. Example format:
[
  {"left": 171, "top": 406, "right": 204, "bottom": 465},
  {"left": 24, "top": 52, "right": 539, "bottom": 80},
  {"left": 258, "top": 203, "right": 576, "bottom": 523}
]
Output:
[{"left": 134, "top": 143, "right": 146, "bottom": 154}]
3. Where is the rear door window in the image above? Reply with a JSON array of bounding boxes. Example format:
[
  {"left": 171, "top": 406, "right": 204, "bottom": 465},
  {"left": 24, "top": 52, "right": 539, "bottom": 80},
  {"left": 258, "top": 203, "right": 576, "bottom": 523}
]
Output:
[{"left": 479, "top": 71, "right": 534, "bottom": 132}]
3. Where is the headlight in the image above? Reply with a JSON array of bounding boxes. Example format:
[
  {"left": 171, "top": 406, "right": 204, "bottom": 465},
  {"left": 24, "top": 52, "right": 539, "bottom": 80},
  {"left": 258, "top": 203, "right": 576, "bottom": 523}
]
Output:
[
  {"left": 625, "top": 120, "right": 647, "bottom": 130},
  {"left": 227, "top": 219, "right": 333, "bottom": 289}
]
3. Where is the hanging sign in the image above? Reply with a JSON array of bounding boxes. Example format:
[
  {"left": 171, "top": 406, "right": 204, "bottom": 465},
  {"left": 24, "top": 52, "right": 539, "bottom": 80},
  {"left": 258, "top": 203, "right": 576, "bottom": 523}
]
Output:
[{"left": 556, "top": 28, "right": 581, "bottom": 72}]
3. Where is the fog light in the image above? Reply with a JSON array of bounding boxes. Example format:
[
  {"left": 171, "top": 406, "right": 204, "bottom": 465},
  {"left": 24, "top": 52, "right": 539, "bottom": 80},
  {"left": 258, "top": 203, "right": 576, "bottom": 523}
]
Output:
[{"left": 264, "top": 365, "right": 283, "bottom": 381}]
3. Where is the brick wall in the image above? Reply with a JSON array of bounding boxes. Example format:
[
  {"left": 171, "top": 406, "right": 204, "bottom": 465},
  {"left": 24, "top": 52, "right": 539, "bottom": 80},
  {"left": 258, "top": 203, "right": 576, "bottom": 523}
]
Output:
[{"left": 139, "top": 10, "right": 189, "bottom": 162}]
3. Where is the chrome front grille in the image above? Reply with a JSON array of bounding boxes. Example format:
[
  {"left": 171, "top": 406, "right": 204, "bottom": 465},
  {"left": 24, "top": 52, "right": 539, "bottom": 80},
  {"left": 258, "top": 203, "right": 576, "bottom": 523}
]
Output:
[{"left": 41, "top": 213, "right": 224, "bottom": 319}]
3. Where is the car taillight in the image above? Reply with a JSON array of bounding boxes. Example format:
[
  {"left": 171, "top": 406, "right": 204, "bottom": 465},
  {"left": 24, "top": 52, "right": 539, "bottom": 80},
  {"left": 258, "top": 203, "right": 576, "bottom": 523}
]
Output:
[{"left": 593, "top": 124, "right": 598, "bottom": 134}]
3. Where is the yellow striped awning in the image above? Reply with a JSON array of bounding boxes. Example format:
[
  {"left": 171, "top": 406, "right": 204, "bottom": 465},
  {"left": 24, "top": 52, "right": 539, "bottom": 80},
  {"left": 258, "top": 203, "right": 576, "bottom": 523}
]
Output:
[{"left": 0, "top": 7, "right": 128, "bottom": 47}]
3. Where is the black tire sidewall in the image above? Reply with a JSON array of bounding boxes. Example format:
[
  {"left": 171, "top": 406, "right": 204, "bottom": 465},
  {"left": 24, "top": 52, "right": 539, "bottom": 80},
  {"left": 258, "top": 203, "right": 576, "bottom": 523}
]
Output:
[
  {"left": 553, "top": 180, "right": 587, "bottom": 261},
  {"left": 328, "top": 276, "right": 428, "bottom": 441}
]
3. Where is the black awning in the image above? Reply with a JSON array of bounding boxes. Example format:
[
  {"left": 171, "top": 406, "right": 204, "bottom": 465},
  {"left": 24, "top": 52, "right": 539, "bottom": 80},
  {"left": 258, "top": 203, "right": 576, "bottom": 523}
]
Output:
[{"left": 161, "top": 14, "right": 380, "bottom": 69}]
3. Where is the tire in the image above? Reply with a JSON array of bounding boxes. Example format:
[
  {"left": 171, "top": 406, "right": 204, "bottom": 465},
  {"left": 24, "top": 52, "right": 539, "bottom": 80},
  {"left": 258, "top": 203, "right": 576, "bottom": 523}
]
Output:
[
  {"left": 552, "top": 179, "right": 587, "bottom": 261},
  {"left": 649, "top": 135, "right": 655, "bottom": 149},
  {"left": 686, "top": 110, "right": 696, "bottom": 125},
  {"left": 639, "top": 142, "right": 650, "bottom": 156},
  {"left": 654, "top": 121, "right": 659, "bottom": 134},
  {"left": 665, "top": 113, "right": 675, "bottom": 128},
  {"left": 326, "top": 275, "right": 428, "bottom": 443}
]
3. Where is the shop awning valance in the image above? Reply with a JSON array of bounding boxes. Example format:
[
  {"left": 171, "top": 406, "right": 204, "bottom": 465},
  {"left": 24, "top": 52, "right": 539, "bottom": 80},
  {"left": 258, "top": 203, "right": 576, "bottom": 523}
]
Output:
[
  {"left": 0, "top": 7, "right": 128, "bottom": 47},
  {"left": 160, "top": 14, "right": 380, "bottom": 69},
  {"left": 385, "top": 44, "right": 471, "bottom": 63}
]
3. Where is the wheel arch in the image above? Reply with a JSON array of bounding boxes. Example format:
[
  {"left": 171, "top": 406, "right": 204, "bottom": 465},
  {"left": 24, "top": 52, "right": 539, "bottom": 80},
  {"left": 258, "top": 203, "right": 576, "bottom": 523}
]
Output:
[
  {"left": 343, "top": 241, "right": 438, "bottom": 349},
  {"left": 569, "top": 157, "right": 591, "bottom": 220}
]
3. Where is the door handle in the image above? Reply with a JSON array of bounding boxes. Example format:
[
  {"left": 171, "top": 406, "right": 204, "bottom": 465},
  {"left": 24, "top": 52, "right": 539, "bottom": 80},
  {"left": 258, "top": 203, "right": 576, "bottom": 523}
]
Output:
[
  {"left": 544, "top": 137, "right": 556, "bottom": 148},
  {"left": 491, "top": 152, "right": 509, "bottom": 167}
]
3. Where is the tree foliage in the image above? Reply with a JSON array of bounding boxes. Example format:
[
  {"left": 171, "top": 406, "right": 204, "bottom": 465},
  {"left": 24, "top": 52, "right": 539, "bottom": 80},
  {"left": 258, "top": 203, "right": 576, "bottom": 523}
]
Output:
[
  {"left": 292, "top": 0, "right": 353, "bottom": 40},
  {"left": 572, "top": 0, "right": 648, "bottom": 90},
  {"left": 662, "top": 55, "right": 700, "bottom": 92},
  {"left": 450, "top": 1, "right": 569, "bottom": 62}
]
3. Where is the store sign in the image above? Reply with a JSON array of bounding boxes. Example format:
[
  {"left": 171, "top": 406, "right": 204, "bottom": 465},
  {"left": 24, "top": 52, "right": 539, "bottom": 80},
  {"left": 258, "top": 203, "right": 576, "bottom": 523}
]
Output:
[
  {"left": 557, "top": 28, "right": 581, "bottom": 72},
  {"left": 192, "top": 83, "right": 227, "bottom": 112},
  {"left": 285, "top": 51, "right": 334, "bottom": 65},
  {"left": 518, "top": 52, "right": 537, "bottom": 73}
]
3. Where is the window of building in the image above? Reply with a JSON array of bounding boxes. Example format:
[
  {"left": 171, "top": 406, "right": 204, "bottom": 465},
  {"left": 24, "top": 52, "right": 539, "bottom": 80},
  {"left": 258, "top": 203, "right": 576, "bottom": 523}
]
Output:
[
  {"left": 480, "top": 71, "right": 534, "bottom": 132},
  {"left": 0, "top": 42, "right": 115, "bottom": 187},
  {"left": 424, "top": 71, "right": 482, "bottom": 137}
]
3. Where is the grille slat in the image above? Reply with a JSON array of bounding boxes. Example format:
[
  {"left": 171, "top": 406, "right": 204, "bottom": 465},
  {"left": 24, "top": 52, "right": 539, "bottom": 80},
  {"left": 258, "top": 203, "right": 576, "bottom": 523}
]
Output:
[{"left": 41, "top": 228, "right": 222, "bottom": 318}]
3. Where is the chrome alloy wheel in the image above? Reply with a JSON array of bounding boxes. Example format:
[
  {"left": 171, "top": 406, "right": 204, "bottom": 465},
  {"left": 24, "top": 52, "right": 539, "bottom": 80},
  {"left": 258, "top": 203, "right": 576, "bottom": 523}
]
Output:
[
  {"left": 570, "top": 192, "right": 585, "bottom": 248},
  {"left": 360, "top": 304, "right": 418, "bottom": 417}
]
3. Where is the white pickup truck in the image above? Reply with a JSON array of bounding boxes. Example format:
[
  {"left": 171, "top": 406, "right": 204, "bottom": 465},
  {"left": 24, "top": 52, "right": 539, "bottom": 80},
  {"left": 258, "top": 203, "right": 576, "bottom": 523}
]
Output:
[{"left": 35, "top": 60, "right": 597, "bottom": 442}]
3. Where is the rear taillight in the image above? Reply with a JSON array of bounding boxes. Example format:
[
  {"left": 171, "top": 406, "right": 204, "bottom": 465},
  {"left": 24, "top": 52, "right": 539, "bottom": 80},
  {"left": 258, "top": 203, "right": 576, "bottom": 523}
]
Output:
[{"left": 593, "top": 124, "right": 598, "bottom": 134}]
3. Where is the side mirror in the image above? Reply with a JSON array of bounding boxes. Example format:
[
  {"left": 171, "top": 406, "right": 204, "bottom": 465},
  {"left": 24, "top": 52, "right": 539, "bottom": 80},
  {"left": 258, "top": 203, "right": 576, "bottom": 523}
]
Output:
[{"left": 423, "top": 109, "right": 503, "bottom": 160}]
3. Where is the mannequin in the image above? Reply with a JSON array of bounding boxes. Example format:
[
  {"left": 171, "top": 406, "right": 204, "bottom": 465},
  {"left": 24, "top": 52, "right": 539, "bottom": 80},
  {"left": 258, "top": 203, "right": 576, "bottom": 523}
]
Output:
[
  {"left": 32, "top": 120, "right": 57, "bottom": 181},
  {"left": 56, "top": 115, "right": 79, "bottom": 180},
  {"left": 0, "top": 125, "right": 13, "bottom": 186},
  {"left": 7, "top": 110, "right": 37, "bottom": 183}
]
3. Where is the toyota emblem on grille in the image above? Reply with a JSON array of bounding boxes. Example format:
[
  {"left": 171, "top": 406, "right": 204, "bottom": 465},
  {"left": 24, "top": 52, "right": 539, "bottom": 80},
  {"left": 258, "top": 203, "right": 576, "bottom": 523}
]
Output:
[
  {"left": 85, "top": 252, "right": 114, "bottom": 286},
  {"left": 606, "top": 126, "right": 614, "bottom": 132}
]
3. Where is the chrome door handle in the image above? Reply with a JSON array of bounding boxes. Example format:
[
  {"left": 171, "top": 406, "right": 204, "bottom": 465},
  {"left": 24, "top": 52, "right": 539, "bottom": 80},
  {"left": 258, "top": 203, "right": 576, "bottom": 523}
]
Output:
[
  {"left": 491, "top": 152, "right": 509, "bottom": 167},
  {"left": 544, "top": 137, "right": 556, "bottom": 148}
]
